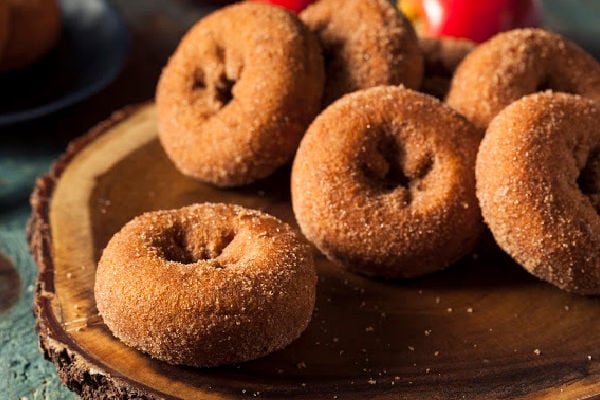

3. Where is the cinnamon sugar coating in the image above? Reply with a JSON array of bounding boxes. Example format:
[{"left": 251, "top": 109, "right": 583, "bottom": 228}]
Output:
[
  {"left": 94, "top": 203, "right": 317, "bottom": 367},
  {"left": 291, "top": 86, "right": 482, "bottom": 278},
  {"left": 447, "top": 28, "right": 600, "bottom": 130},
  {"left": 476, "top": 92, "right": 600, "bottom": 294},
  {"left": 300, "top": 0, "right": 423, "bottom": 106},
  {"left": 156, "top": 3, "right": 324, "bottom": 187}
]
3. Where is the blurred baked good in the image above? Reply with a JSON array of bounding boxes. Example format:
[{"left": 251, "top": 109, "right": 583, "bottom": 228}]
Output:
[
  {"left": 301, "top": 0, "right": 423, "bottom": 106},
  {"left": 447, "top": 28, "right": 600, "bottom": 130},
  {"left": 0, "top": 0, "right": 62, "bottom": 72},
  {"left": 0, "top": 1, "right": 9, "bottom": 61}
]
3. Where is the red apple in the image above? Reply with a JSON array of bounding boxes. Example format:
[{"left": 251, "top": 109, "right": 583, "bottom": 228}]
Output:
[
  {"left": 399, "top": 0, "right": 541, "bottom": 43},
  {"left": 252, "top": 0, "right": 314, "bottom": 13}
]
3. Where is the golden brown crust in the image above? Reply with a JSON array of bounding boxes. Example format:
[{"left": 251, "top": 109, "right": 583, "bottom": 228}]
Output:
[
  {"left": 476, "top": 91, "right": 600, "bottom": 295},
  {"left": 156, "top": 3, "right": 324, "bottom": 187},
  {"left": 446, "top": 28, "right": 600, "bottom": 130},
  {"left": 94, "top": 202, "right": 317, "bottom": 367},
  {"left": 291, "top": 86, "right": 482, "bottom": 278},
  {"left": 0, "top": 0, "right": 62, "bottom": 72},
  {"left": 300, "top": 0, "right": 423, "bottom": 106},
  {"left": 418, "top": 36, "right": 475, "bottom": 99}
]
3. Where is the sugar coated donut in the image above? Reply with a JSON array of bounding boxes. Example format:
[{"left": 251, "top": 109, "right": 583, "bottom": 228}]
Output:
[
  {"left": 292, "top": 86, "right": 482, "bottom": 278},
  {"left": 447, "top": 28, "right": 600, "bottom": 130},
  {"left": 476, "top": 91, "right": 600, "bottom": 294},
  {"left": 94, "top": 203, "right": 317, "bottom": 367},
  {"left": 156, "top": 3, "right": 324, "bottom": 187},
  {"left": 0, "top": 0, "right": 62, "bottom": 72},
  {"left": 300, "top": 0, "right": 423, "bottom": 106}
]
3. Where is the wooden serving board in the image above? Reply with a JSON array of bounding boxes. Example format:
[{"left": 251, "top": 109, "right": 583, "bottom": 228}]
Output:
[{"left": 29, "top": 104, "right": 600, "bottom": 399}]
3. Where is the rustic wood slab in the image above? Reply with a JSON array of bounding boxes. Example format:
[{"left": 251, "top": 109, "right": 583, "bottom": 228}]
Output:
[{"left": 29, "top": 103, "right": 600, "bottom": 399}]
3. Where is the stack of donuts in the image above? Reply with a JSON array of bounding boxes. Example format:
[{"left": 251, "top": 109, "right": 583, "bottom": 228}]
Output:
[
  {"left": 448, "top": 29, "right": 600, "bottom": 295},
  {"left": 95, "top": 0, "right": 600, "bottom": 368}
]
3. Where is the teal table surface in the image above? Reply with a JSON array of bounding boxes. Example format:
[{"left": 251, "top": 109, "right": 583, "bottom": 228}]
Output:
[
  {"left": 0, "top": 1, "right": 598, "bottom": 399},
  {"left": 0, "top": 149, "right": 70, "bottom": 399}
]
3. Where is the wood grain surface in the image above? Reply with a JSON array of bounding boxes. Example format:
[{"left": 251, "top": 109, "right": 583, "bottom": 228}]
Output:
[{"left": 28, "top": 104, "right": 600, "bottom": 399}]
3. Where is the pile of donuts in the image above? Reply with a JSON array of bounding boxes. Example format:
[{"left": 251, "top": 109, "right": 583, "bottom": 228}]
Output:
[{"left": 94, "top": 0, "right": 600, "bottom": 368}]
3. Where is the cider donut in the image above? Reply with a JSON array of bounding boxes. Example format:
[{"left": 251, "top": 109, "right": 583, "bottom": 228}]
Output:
[
  {"left": 0, "top": 0, "right": 62, "bottom": 72},
  {"left": 291, "top": 86, "right": 482, "bottom": 278},
  {"left": 300, "top": 0, "right": 423, "bottom": 106},
  {"left": 476, "top": 91, "right": 600, "bottom": 295},
  {"left": 156, "top": 3, "right": 324, "bottom": 187},
  {"left": 447, "top": 28, "right": 600, "bottom": 130},
  {"left": 94, "top": 203, "right": 317, "bottom": 367}
]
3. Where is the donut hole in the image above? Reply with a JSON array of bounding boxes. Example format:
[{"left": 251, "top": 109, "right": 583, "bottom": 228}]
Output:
[
  {"left": 192, "top": 68, "right": 207, "bottom": 91},
  {"left": 534, "top": 75, "right": 575, "bottom": 95},
  {"left": 161, "top": 228, "right": 236, "bottom": 265},
  {"left": 362, "top": 133, "right": 434, "bottom": 198},
  {"left": 321, "top": 39, "right": 344, "bottom": 76},
  {"left": 215, "top": 73, "right": 235, "bottom": 106},
  {"left": 578, "top": 147, "right": 600, "bottom": 213},
  {"left": 411, "top": 155, "right": 434, "bottom": 191},
  {"left": 162, "top": 232, "right": 197, "bottom": 264},
  {"left": 191, "top": 45, "right": 237, "bottom": 108},
  {"left": 311, "top": 23, "right": 338, "bottom": 69},
  {"left": 322, "top": 47, "right": 333, "bottom": 69},
  {"left": 362, "top": 134, "right": 408, "bottom": 191},
  {"left": 214, "top": 45, "right": 238, "bottom": 107},
  {"left": 191, "top": 70, "right": 235, "bottom": 107},
  {"left": 534, "top": 77, "right": 552, "bottom": 93}
]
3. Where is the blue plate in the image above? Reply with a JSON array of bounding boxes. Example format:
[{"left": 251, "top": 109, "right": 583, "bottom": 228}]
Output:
[{"left": 0, "top": 0, "right": 128, "bottom": 126}]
